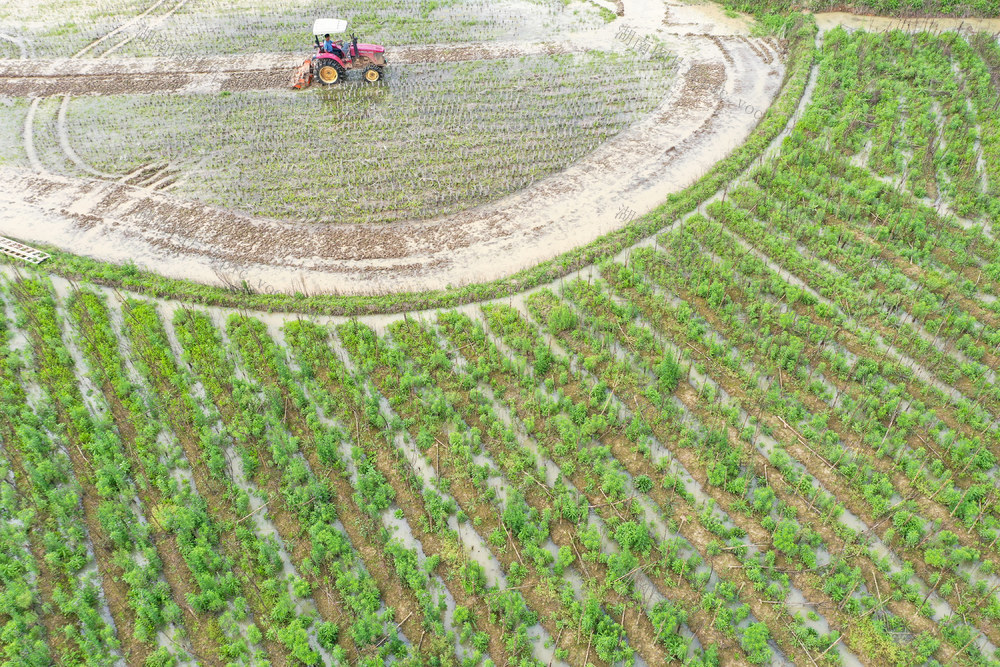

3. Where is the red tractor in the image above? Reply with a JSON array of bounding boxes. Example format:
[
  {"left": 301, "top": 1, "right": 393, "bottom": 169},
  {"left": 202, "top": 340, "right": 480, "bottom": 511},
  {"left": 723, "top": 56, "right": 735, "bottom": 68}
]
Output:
[{"left": 292, "top": 18, "right": 387, "bottom": 88}]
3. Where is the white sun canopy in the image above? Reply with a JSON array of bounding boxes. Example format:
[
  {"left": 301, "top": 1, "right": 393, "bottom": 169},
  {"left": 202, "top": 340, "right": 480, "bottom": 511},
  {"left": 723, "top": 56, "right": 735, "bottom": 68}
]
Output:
[{"left": 312, "top": 18, "right": 348, "bottom": 36}]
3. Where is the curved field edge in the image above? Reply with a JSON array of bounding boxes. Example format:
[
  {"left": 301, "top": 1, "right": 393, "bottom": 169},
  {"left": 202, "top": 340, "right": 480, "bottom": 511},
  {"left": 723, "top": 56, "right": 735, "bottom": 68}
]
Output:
[{"left": 0, "top": 15, "right": 817, "bottom": 317}]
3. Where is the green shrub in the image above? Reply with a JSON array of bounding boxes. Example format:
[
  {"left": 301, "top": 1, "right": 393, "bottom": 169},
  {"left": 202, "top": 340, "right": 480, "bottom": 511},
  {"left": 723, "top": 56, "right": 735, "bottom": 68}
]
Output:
[{"left": 547, "top": 305, "right": 578, "bottom": 333}]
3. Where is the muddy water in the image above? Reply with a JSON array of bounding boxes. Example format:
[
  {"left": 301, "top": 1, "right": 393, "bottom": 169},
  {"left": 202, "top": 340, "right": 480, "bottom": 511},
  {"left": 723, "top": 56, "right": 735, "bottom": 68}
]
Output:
[
  {"left": 754, "top": 217, "right": 1000, "bottom": 387},
  {"left": 582, "top": 279, "right": 865, "bottom": 663},
  {"left": 52, "top": 291, "right": 185, "bottom": 660},
  {"left": 640, "top": 274, "right": 1000, "bottom": 650},
  {"left": 814, "top": 12, "right": 1000, "bottom": 34},
  {"left": 641, "top": 258, "right": 1000, "bottom": 493},
  {"left": 78, "top": 551, "right": 126, "bottom": 667},
  {"left": 679, "top": 346, "right": 1000, "bottom": 654},
  {"left": 160, "top": 296, "right": 331, "bottom": 652},
  {"left": 335, "top": 437, "right": 482, "bottom": 660},
  {"left": 0, "top": 282, "right": 46, "bottom": 411},
  {"left": 19, "top": 283, "right": 160, "bottom": 663},
  {"left": 342, "top": 340, "right": 567, "bottom": 665},
  {"left": 481, "top": 292, "right": 778, "bottom": 659},
  {"left": 92, "top": 295, "right": 205, "bottom": 660}
]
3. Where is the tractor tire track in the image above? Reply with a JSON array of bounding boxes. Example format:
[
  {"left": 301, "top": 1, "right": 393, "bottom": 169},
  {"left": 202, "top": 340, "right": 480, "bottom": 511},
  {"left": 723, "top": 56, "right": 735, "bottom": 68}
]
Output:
[
  {"left": 56, "top": 96, "right": 117, "bottom": 178},
  {"left": 0, "top": 32, "right": 29, "bottom": 59},
  {"left": 49, "top": 0, "right": 195, "bottom": 181},
  {"left": 73, "top": 0, "right": 172, "bottom": 59}
]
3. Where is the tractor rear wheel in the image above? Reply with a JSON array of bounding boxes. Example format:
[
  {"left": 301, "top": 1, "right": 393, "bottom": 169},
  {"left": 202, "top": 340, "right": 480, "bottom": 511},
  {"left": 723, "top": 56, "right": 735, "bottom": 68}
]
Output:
[
  {"left": 362, "top": 66, "right": 383, "bottom": 83},
  {"left": 318, "top": 62, "right": 345, "bottom": 85}
]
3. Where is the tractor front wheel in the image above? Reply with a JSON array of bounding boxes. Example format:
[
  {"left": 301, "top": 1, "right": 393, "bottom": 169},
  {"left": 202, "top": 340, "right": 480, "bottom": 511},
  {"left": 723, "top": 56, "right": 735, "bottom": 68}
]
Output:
[
  {"left": 362, "top": 66, "right": 383, "bottom": 83},
  {"left": 318, "top": 62, "right": 345, "bottom": 85}
]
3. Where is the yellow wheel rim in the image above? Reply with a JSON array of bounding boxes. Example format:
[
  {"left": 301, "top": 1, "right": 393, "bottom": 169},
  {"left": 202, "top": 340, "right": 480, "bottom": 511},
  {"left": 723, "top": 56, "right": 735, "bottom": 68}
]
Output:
[
  {"left": 319, "top": 66, "right": 339, "bottom": 83},
  {"left": 365, "top": 69, "right": 380, "bottom": 82}
]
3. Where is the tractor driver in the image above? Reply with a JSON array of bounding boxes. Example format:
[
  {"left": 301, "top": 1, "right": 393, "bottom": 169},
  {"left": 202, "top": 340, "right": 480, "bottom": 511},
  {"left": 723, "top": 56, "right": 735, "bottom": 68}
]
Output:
[{"left": 321, "top": 34, "right": 345, "bottom": 58}]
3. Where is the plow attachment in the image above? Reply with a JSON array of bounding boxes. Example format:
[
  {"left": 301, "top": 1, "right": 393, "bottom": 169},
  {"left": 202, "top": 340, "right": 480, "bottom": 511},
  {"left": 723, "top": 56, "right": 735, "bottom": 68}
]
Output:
[{"left": 291, "top": 59, "right": 313, "bottom": 89}]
